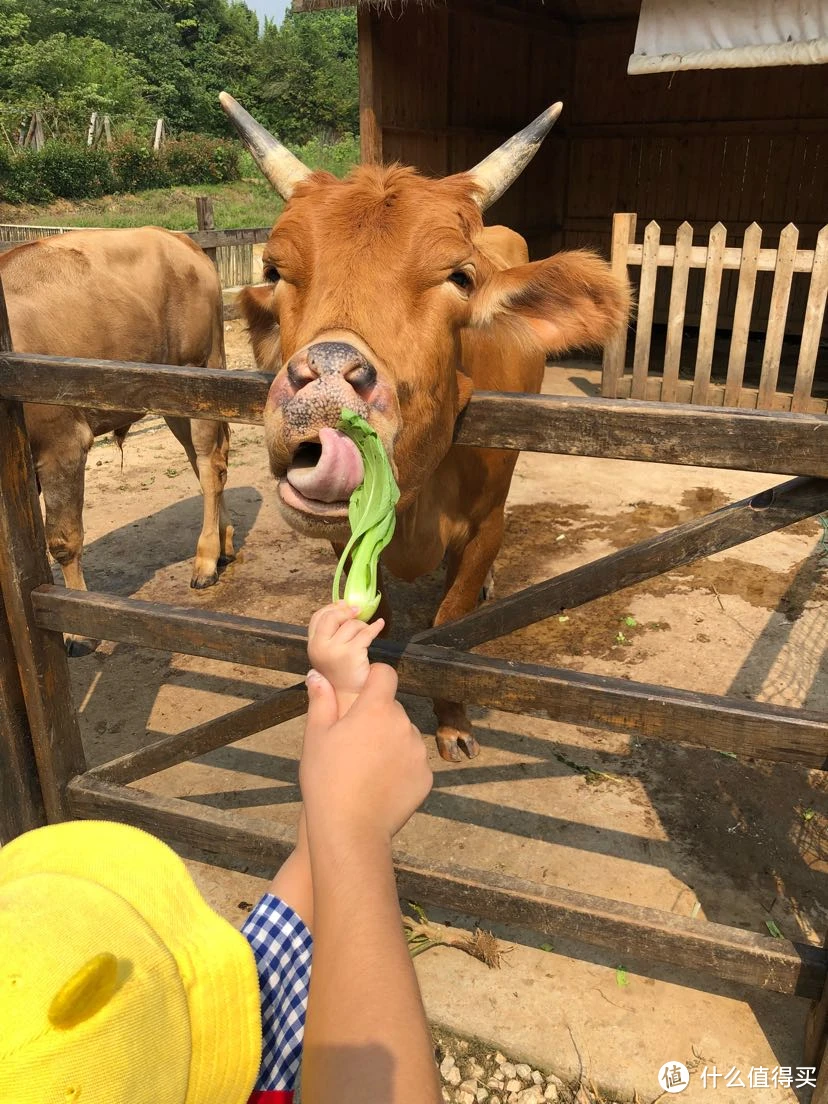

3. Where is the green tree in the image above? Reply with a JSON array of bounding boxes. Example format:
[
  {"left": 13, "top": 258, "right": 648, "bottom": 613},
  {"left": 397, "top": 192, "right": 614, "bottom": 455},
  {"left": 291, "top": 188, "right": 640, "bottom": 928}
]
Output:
[
  {"left": 0, "top": 0, "right": 358, "bottom": 145},
  {"left": 254, "top": 10, "right": 358, "bottom": 145}
]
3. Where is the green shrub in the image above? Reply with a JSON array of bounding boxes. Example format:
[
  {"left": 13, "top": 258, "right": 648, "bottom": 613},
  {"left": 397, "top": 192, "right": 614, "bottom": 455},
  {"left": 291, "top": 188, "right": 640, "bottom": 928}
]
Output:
[
  {"left": 36, "top": 142, "right": 115, "bottom": 199},
  {"left": 0, "top": 149, "right": 53, "bottom": 204},
  {"left": 161, "top": 134, "right": 240, "bottom": 185},
  {"left": 110, "top": 135, "right": 171, "bottom": 192},
  {"left": 0, "top": 134, "right": 240, "bottom": 205}
]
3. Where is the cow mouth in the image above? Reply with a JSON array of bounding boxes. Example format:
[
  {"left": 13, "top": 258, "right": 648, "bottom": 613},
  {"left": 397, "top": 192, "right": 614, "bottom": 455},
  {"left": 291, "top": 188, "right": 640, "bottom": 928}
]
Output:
[{"left": 279, "top": 427, "right": 364, "bottom": 516}]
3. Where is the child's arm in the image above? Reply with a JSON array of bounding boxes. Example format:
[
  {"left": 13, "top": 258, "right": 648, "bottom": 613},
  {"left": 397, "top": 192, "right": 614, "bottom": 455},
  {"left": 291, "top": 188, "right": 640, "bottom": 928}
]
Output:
[
  {"left": 299, "top": 665, "right": 439, "bottom": 1104},
  {"left": 307, "top": 602, "right": 385, "bottom": 717}
]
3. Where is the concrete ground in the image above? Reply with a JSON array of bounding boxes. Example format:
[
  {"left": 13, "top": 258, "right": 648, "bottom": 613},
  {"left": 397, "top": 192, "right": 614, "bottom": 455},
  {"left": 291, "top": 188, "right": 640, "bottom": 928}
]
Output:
[{"left": 51, "top": 328, "right": 827, "bottom": 1103}]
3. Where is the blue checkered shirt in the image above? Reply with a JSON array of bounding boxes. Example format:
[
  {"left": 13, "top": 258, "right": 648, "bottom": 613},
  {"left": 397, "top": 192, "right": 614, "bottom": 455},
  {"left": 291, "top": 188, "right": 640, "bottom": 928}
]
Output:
[{"left": 242, "top": 893, "right": 313, "bottom": 1100}]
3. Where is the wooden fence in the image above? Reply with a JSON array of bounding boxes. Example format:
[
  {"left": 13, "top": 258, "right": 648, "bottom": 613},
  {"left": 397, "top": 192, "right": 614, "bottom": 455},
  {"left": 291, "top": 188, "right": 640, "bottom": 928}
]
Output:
[
  {"left": 602, "top": 214, "right": 828, "bottom": 414},
  {"left": 0, "top": 273, "right": 827, "bottom": 1095},
  {"left": 0, "top": 198, "right": 269, "bottom": 290}
]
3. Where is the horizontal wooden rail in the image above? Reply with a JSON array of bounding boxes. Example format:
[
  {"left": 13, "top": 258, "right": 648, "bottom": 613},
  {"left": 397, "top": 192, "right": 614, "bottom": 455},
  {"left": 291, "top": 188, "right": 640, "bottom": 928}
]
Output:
[
  {"left": 2, "top": 355, "right": 827, "bottom": 475},
  {"left": 186, "top": 227, "right": 271, "bottom": 250},
  {"left": 626, "top": 241, "right": 818, "bottom": 274},
  {"left": 422, "top": 476, "right": 828, "bottom": 649},
  {"left": 65, "top": 773, "right": 827, "bottom": 999},
  {"left": 31, "top": 587, "right": 828, "bottom": 769},
  {"left": 0, "top": 226, "right": 271, "bottom": 256}
]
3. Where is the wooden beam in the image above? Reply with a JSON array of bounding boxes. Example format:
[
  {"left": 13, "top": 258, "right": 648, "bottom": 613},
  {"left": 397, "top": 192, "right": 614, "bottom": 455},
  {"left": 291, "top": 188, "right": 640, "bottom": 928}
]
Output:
[
  {"left": 453, "top": 393, "right": 828, "bottom": 477},
  {"left": 2, "top": 356, "right": 827, "bottom": 476},
  {"left": 0, "top": 592, "right": 45, "bottom": 841},
  {"left": 92, "top": 682, "right": 308, "bottom": 785},
  {"left": 31, "top": 586, "right": 828, "bottom": 769},
  {"left": 66, "top": 773, "right": 827, "bottom": 1000},
  {"left": 417, "top": 477, "right": 828, "bottom": 650},
  {"left": 0, "top": 355, "right": 274, "bottom": 423},
  {"left": 0, "top": 278, "right": 45, "bottom": 841},
  {"left": 0, "top": 281, "right": 86, "bottom": 822},
  {"left": 358, "top": 8, "right": 382, "bottom": 164}
]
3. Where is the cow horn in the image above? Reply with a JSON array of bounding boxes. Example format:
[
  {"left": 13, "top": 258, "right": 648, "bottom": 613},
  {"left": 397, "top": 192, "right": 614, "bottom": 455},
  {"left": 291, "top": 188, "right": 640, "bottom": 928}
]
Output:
[
  {"left": 219, "top": 92, "right": 311, "bottom": 200},
  {"left": 469, "top": 102, "right": 563, "bottom": 211}
]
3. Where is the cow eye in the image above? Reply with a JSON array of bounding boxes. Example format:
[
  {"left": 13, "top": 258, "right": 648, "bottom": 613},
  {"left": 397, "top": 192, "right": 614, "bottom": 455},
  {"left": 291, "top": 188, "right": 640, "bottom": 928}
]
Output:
[
  {"left": 448, "top": 270, "right": 473, "bottom": 291},
  {"left": 263, "top": 264, "right": 280, "bottom": 283}
]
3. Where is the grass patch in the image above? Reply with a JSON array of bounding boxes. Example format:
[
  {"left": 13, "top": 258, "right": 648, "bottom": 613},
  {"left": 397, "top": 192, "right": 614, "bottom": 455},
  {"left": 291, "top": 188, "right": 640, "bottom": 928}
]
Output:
[{"left": 0, "top": 178, "right": 279, "bottom": 230}]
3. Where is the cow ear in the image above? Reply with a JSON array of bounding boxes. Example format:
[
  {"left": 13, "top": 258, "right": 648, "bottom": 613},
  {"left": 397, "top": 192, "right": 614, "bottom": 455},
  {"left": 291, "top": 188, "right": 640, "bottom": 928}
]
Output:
[
  {"left": 239, "top": 283, "right": 277, "bottom": 330},
  {"left": 471, "top": 251, "right": 631, "bottom": 356},
  {"left": 455, "top": 369, "right": 474, "bottom": 414},
  {"left": 239, "top": 284, "right": 280, "bottom": 368}
]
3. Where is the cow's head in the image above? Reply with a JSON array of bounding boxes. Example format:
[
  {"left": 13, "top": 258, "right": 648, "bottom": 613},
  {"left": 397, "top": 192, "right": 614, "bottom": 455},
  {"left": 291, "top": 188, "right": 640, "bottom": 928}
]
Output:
[{"left": 221, "top": 93, "right": 628, "bottom": 539}]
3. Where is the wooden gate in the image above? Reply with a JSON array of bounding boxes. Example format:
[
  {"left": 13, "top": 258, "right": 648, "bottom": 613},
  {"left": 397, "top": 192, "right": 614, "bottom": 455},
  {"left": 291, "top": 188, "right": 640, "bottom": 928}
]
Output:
[
  {"left": 602, "top": 214, "right": 828, "bottom": 414},
  {"left": 1, "top": 289, "right": 827, "bottom": 1096}
]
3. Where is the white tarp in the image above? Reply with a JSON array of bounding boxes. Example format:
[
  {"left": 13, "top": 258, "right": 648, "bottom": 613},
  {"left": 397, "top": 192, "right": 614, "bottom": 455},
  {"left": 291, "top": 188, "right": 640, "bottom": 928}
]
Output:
[{"left": 629, "top": 0, "right": 828, "bottom": 73}]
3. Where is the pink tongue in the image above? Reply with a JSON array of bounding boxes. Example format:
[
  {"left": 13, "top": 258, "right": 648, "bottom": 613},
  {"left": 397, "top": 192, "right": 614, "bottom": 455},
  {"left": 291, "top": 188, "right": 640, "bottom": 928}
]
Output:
[{"left": 286, "top": 428, "right": 364, "bottom": 503}]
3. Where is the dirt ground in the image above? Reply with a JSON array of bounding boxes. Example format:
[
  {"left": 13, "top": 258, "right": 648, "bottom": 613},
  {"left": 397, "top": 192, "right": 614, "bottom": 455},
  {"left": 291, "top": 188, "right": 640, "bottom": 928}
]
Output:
[{"left": 56, "top": 320, "right": 827, "bottom": 1101}]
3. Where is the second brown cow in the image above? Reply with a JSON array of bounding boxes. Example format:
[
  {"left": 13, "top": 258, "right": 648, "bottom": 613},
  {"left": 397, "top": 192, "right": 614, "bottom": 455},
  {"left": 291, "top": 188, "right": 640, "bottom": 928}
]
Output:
[{"left": 1, "top": 227, "right": 234, "bottom": 652}]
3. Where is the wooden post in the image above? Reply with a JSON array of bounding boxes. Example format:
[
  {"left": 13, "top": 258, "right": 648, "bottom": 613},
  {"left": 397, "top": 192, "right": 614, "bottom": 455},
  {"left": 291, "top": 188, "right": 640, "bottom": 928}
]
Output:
[
  {"left": 196, "top": 196, "right": 218, "bottom": 269},
  {"left": 600, "top": 213, "right": 636, "bottom": 397},
  {"left": 152, "top": 118, "right": 166, "bottom": 151},
  {"left": 0, "top": 277, "right": 86, "bottom": 822},
  {"left": 358, "top": 8, "right": 382, "bottom": 164},
  {"left": 807, "top": 925, "right": 828, "bottom": 1104},
  {"left": 0, "top": 593, "right": 46, "bottom": 841}
]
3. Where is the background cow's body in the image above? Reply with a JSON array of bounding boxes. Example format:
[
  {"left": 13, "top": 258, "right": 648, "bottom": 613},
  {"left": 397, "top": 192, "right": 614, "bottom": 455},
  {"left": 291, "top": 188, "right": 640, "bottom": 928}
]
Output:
[{"left": 1, "top": 228, "right": 233, "bottom": 650}]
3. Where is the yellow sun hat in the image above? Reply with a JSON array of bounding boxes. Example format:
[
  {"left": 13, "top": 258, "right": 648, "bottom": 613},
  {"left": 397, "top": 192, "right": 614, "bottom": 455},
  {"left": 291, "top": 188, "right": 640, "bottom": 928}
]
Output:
[{"left": 0, "top": 820, "right": 262, "bottom": 1104}]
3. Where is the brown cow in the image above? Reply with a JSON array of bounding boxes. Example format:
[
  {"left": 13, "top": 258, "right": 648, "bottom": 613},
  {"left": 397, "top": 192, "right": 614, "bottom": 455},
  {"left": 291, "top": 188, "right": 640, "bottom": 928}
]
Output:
[
  {"left": 1, "top": 228, "right": 234, "bottom": 651},
  {"left": 221, "top": 94, "right": 630, "bottom": 760}
]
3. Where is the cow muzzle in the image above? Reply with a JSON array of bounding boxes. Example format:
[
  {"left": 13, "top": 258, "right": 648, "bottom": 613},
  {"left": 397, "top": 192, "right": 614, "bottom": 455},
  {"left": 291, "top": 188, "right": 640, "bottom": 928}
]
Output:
[{"left": 264, "top": 340, "right": 396, "bottom": 531}]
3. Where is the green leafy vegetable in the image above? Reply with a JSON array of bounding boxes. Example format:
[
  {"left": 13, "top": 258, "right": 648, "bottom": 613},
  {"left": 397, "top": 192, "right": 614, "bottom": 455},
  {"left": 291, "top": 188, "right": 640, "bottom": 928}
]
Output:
[{"left": 332, "top": 409, "right": 400, "bottom": 621}]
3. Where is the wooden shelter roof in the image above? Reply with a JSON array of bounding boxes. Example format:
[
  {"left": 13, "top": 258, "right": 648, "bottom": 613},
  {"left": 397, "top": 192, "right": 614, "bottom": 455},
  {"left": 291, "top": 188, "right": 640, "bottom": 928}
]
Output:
[{"left": 292, "top": 0, "right": 643, "bottom": 21}]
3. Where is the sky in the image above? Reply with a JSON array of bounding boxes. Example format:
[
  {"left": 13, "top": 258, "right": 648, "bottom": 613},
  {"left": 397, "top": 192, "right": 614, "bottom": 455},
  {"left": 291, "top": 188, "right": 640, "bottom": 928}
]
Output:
[{"left": 247, "top": 0, "right": 291, "bottom": 29}]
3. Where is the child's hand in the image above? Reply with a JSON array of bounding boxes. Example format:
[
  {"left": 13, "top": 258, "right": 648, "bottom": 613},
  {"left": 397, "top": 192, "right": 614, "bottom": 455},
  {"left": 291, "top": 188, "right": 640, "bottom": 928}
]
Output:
[{"left": 308, "top": 602, "right": 385, "bottom": 714}]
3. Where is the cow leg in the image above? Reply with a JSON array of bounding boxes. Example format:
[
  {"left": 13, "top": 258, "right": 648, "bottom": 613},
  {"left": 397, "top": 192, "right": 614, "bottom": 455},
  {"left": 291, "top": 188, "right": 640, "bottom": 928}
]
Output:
[
  {"left": 164, "top": 416, "right": 234, "bottom": 589},
  {"left": 37, "top": 431, "right": 96, "bottom": 656},
  {"left": 432, "top": 508, "right": 505, "bottom": 762}
]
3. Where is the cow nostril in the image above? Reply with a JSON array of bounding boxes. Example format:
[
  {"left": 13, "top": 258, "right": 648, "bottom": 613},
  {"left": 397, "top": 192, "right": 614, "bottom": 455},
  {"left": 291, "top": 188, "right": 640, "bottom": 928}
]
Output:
[
  {"left": 345, "top": 361, "right": 377, "bottom": 394},
  {"left": 287, "top": 358, "right": 316, "bottom": 390}
]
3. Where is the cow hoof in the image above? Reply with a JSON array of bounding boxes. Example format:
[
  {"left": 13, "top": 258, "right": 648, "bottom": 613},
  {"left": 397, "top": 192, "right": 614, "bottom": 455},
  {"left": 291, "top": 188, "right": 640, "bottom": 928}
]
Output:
[
  {"left": 436, "top": 734, "right": 464, "bottom": 763},
  {"left": 66, "top": 637, "right": 96, "bottom": 658},
  {"left": 190, "top": 571, "right": 219, "bottom": 590},
  {"left": 217, "top": 552, "right": 236, "bottom": 567},
  {"left": 457, "top": 732, "right": 481, "bottom": 759}
]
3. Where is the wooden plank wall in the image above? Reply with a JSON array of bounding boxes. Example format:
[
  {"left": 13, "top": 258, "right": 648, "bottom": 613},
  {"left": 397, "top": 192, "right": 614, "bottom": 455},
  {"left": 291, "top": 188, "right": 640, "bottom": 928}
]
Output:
[
  {"left": 366, "top": 0, "right": 571, "bottom": 256},
  {"left": 565, "top": 20, "right": 828, "bottom": 338}
]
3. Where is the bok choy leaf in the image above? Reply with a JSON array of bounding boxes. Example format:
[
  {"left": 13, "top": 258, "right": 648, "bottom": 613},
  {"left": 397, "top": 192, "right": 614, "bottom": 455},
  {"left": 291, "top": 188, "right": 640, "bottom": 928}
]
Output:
[{"left": 332, "top": 408, "right": 400, "bottom": 621}]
